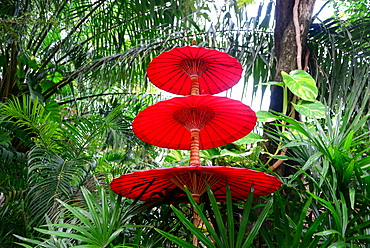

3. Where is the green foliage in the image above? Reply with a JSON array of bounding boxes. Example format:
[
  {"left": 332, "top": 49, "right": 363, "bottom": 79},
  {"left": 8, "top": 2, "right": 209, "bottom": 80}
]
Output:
[
  {"left": 281, "top": 70, "right": 318, "bottom": 101},
  {"left": 156, "top": 185, "right": 274, "bottom": 247},
  {"left": 1, "top": 0, "right": 369, "bottom": 247},
  {"left": 15, "top": 183, "right": 146, "bottom": 247},
  {"left": 0, "top": 95, "right": 62, "bottom": 150},
  {"left": 309, "top": 16, "right": 370, "bottom": 112},
  {"left": 291, "top": 100, "right": 326, "bottom": 119},
  {"left": 261, "top": 99, "right": 370, "bottom": 247},
  {"left": 260, "top": 69, "right": 325, "bottom": 119},
  {"left": 332, "top": 1, "right": 370, "bottom": 20},
  {"left": 25, "top": 147, "right": 94, "bottom": 227},
  {"left": 165, "top": 132, "right": 267, "bottom": 169}
]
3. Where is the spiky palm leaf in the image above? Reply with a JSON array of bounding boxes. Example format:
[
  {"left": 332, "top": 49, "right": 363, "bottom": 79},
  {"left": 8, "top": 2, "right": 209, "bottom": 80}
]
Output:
[
  {"left": 308, "top": 17, "right": 370, "bottom": 112},
  {"left": 25, "top": 147, "right": 94, "bottom": 227}
]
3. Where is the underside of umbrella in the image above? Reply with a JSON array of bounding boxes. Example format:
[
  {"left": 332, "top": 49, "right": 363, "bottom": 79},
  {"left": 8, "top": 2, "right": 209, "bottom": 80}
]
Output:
[
  {"left": 110, "top": 166, "right": 281, "bottom": 203},
  {"left": 132, "top": 95, "right": 257, "bottom": 150},
  {"left": 147, "top": 46, "right": 243, "bottom": 95}
]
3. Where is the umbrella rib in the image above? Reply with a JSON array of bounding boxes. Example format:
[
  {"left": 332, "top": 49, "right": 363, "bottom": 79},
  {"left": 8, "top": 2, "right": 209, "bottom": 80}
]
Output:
[
  {"left": 203, "top": 116, "right": 255, "bottom": 146},
  {"left": 147, "top": 46, "right": 243, "bottom": 95},
  {"left": 111, "top": 166, "right": 280, "bottom": 202}
]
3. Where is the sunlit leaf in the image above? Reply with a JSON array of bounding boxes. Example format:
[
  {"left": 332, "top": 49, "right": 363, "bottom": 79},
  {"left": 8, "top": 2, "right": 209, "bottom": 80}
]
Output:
[
  {"left": 282, "top": 70, "right": 318, "bottom": 101},
  {"left": 292, "top": 100, "right": 325, "bottom": 118},
  {"left": 256, "top": 110, "right": 277, "bottom": 122},
  {"left": 235, "top": 132, "right": 266, "bottom": 144}
]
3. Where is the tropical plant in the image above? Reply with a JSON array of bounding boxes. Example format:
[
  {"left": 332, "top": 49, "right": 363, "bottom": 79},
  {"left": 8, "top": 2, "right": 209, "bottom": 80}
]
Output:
[
  {"left": 260, "top": 97, "right": 370, "bottom": 247},
  {"left": 1, "top": 0, "right": 370, "bottom": 247},
  {"left": 156, "top": 184, "right": 274, "bottom": 248},
  {"left": 15, "top": 182, "right": 139, "bottom": 247},
  {"left": 0, "top": 93, "right": 159, "bottom": 245}
]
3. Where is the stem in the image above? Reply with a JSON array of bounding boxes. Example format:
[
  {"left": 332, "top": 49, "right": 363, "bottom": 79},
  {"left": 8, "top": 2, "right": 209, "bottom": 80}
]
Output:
[
  {"left": 293, "top": 0, "right": 302, "bottom": 70},
  {"left": 283, "top": 85, "right": 288, "bottom": 116}
]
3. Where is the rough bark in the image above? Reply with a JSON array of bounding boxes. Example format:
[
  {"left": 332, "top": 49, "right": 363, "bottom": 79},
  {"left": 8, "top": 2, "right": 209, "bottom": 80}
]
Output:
[
  {"left": 264, "top": 0, "right": 316, "bottom": 172},
  {"left": 256, "top": 2, "right": 316, "bottom": 244},
  {"left": 274, "top": 0, "right": 315, "bottom": 79}
]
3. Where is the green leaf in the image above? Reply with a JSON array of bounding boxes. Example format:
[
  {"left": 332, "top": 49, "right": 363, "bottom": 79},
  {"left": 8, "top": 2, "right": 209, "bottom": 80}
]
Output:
[
  {"left": 339, "top": 193, "right": 348, "bottom": 237},
  {"left": 50, "top": 71, "right": 63, "bottom": 83},
  {"left": 207, "top": 184, "right": 229, "bottom": 248},
  {"left": 346, "top": 235, "right": 370, "bottom": 241},
  {"left": 282, "top": 70, "right": 318, "bottom": 101},
  {"left": 13, "top": 243, "right": 34, "bottom": 248},
  {"left": 328, "top": 241, "right": 346, "bottom": 248},
  {"left": 236, "top": 187, "right": 254, "bottom": 248},
  {"left": 155, "top": 229, "right": 197, "bottom": 248},
  {"left": 291, "top": 197, "right": 312, "bottom": 247},
  {"left": 13, "top": 234, "right": 44, "bottom": 246},
  {"left": 302, "top": 213, "right": 327, "bottom": 245},
  {"left": 225, "top": 183, "right": 234, "bottom": 248},
  {"left": 343, "top": 160, "right": 355, "bottom": 186},
  {"left": 343, "top": 130, "right": 354, "bottom": 151},
  {"left": 72, "top": 245, "right": 101, "bottom": 248},
  {"left": 235, "top": 132, "right": 266, "bottom": 144},
  {"left": 292, "top": 100, "right": 326, "bottom": 118},
  {"left": 169, "top": 205, "right": 216, "bottom": 247},
  {"left": 256, "top": 110, "right": 277, "bottom": 122},
  {"left": 269, "top": 155, "right": 290, "bottom": 160},
  {"left": 34, "top": 227, "right": 93, "bottom": 243},
  {"left": 349, "top": 188, "right": 355, "bottom": 209},
  {"left": 183, "top": 187, "right": 223, "bottom": 246},
  {"left": 242, "top": 199, "right": 273, "bottom": 248},
  {"left": 307, "top": 191, "right": 342, "bottom": 230},
  {"left": 220, "top": 149, "right": 249, "bottom": 157},
  {"left": 258, "top": 81, "right": 284, "bottom": 87},
  {"left": 314, "top": 229, "right": 342, "bottom": 236}
]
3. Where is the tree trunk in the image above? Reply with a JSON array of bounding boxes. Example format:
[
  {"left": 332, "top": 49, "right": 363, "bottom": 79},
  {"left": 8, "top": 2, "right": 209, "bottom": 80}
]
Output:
[
  {"left": 256, "top": 2, "right": 316, "bottom": 245},
  {"left": 264, "top": 0, "right": 316, "bottom": 173}
]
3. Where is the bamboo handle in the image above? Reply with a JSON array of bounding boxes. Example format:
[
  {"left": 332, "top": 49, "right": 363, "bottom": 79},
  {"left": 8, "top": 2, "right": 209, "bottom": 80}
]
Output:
[
  {"left": 190, "top": 76, "right": 200, "bottom": 95},
  {"left": 190, "top": 129, "right": 200, "bottom": 165}
]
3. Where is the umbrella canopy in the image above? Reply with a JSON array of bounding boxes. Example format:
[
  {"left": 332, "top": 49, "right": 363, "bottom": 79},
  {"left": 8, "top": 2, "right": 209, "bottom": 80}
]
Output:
[
  {"left": 110, "top": 166, "right": 281, "bottom": 203},
  {"left": 132, "top": 95, "right": 257, "bottom": 150},
  {"left": 147, "top": 46, "right": 243, "bottom": 95}
]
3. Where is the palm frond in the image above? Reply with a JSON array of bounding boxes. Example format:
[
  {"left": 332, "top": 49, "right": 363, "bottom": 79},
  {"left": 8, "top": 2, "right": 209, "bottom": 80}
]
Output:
[
  {"left": 0, "top": 95, "right": 62, "bottom": 150},
  {"left": 309, "top": 17, "right": 370, "bottom": 111},
  {"left": 25, "top": 147, "right": 94, "bottom": 227}
]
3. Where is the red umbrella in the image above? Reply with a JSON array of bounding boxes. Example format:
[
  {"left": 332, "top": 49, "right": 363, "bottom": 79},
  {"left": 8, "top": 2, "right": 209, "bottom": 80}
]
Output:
[
  {"left": 110, "top": 166, "right": 281, "bottom": 203},
  {"left": 147, "top": 46, "right": 243, "bottom": 95},
  {"left": 132, "top": 95, "right": 257, "bottom": 153}
]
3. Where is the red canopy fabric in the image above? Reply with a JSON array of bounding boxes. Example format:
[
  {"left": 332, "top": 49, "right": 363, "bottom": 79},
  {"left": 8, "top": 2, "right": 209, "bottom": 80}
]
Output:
[
  {"left": 110, "top": 166, "right": 281, "bottom": 202},
  {"left": 132, "top": 95, "right": 257, "bottom": 150},
  {"left": 147, "top": 46, "right": 243, "bottom": 95}
]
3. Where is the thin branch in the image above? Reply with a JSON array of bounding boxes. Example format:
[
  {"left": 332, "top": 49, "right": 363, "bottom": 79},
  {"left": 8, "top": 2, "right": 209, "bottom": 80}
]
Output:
[
  {"left": 28, "top": 0, "right": 69, "bottom": 54},
  {"left": 293, "top": 0, "right": 302, "bottom": 70},
  {"left": 269, "top": 148, "right": 286, "bottom": 171},
  {"left": 43, "top": 28, "right": 266, "bottom": 100},
  {"left": 54, "top": 6, "right": 172, "bottom": 64},
  {"left": 36, "top": 0, "right": 106, "bottom": 74},
  {"left": 57, "top": 92, "right": 156, "bottom": 105},
  {"left": 312, "top": 0, "right": 333, "bottom": 21}
]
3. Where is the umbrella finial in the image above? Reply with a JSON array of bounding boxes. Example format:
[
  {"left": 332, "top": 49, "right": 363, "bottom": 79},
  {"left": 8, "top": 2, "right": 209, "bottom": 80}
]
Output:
[{"left": 192, "top": 34, "right": 197, "bottom": 46}]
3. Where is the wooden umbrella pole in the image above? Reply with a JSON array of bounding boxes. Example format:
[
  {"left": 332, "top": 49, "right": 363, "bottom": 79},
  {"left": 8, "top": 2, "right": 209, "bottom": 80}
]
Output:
[
  {"left": 190, "top": 129, "right": 200, "bottom": 246},
  {"left": 190, "top": 76, "right": 200, "bottom": 95},
  {"left": 190, "top": 129, "right": 200, "bottom": 165}
]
